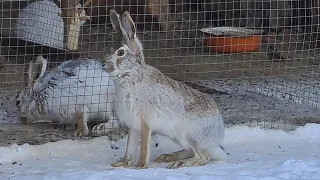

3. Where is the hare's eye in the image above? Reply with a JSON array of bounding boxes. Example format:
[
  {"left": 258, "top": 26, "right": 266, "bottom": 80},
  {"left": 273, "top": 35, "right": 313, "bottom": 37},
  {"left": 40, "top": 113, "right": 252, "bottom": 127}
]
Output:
[{"left": 117, "top": 49, "right": 125, "bottom": 57}]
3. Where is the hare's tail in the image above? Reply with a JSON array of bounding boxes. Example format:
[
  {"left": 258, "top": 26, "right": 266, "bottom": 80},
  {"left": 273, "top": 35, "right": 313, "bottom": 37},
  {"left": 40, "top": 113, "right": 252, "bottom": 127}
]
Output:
[{"left": 207, "top": 144, "right": 229, "bottom": 161}]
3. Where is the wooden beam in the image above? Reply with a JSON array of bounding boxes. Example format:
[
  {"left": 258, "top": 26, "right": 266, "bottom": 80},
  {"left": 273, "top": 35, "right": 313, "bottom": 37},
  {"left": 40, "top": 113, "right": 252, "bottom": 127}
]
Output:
[
  {"left": 60, "top": 0, "right": 89, "bottom": 50},
  {"left": 146, "top": 0, "right": 172, "bottom": 31}
]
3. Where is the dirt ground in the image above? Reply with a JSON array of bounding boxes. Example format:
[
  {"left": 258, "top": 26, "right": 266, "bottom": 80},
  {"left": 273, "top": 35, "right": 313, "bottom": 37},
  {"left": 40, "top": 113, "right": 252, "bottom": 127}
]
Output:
[{"left": 1, "top": 3, "right": 320, "bottom": 147}]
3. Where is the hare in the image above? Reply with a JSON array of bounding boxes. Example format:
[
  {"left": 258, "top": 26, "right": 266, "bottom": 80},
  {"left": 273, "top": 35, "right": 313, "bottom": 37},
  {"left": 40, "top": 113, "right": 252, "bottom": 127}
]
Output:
[
  {"left": 15, "top": 56, "right": 118, "bottom": 137},
  {"left": 106, "top": 9, "right": 227, "bottom": 169}
]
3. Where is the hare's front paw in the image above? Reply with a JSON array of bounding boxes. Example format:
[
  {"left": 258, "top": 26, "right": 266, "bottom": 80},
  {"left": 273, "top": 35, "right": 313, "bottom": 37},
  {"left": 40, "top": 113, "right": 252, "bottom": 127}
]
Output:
[
  {"left": 111, "top": 158, "right": 133, "bottom": 168},
  {"left": 134, "top": 160, "right": 148, "bottom": 169}
]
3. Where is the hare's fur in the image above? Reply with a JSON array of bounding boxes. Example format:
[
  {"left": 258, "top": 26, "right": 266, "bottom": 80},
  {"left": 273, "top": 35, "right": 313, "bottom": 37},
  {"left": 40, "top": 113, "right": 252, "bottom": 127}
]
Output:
[
  {"left": 16, "top": 57, "right": 117, "bottom": 136},
  {"left": 106, "top": 10, "right": 226, "bottom": 169}
]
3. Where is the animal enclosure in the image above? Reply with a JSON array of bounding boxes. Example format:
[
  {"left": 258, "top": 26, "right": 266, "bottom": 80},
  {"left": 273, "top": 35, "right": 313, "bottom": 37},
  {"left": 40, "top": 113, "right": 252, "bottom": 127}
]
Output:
[{"left": 0, "top": 0, "right": 320, "bottom": 146}]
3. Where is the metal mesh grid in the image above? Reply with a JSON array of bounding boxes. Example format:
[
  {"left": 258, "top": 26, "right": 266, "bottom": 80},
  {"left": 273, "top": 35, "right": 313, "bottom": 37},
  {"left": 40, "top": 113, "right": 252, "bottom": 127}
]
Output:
[{"left": 1, "top": 0, "right": 320, "bottom": 146}]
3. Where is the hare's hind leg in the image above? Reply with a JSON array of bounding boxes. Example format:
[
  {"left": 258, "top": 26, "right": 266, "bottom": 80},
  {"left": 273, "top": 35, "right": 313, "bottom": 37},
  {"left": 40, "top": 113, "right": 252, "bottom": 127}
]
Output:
[
  {"left": 154, "top": 149, "right": 193, "bottom": 163},
  {"left": 82, "top": 116, "right": 90, "bottom": 136},
  {"left": 74, "top": 111, "right": 84, "bottom": 137},
  {"left": 74, "top": 111, "right": 89, "bottom": 137},
  {"left": 167, "top": 137, "right": 210, "bottom": 169}
]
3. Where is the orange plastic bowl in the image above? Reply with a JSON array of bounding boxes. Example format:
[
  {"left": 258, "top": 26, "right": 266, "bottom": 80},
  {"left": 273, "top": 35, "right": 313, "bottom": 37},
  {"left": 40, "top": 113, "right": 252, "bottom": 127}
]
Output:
[{"left": 204, "top": 35, "right": 262, "bottom": 54}]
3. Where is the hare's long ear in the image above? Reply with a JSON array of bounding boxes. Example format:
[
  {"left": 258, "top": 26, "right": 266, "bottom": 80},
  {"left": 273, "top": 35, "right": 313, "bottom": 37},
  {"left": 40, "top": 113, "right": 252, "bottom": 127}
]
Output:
[
  {"left": 110, "top": 9, "right": 122, "bottom": 35},
  {"left": 119, "top": 11, "right": 137, "bottom": 42},
  {"left": 27, "top": 60, "right": 35, "bottom": 87},
  {"left": 35, "top": 56, "right": 47, "bottom": 80},
  {"left": 110, "top": 10, "right": 144, "bottom": 64},
  {"left": 27, "top": 56, "right": 47, "bottom": 87},
  {"left": 110, "top": 9, "right": 133, "bottom": 45},
  {"left": 119, "top": 11, "right": 145, "bottom": 64}
]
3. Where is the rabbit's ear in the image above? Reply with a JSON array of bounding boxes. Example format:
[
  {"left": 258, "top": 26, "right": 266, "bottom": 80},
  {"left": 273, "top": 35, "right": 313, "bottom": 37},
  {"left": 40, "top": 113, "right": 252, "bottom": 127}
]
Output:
[
  {"left": 110, "top": 10, "right": 145, "bottom": 64},
  {"left": 119, "top": 11, "right": 137, "bottom": 42},
  {"left": 110, "top": 9, "right": 134, "bottom": 45},
  {"left": 27, "top": 56, "right": 47, "bottom": 87},
  {"left": 27, "top": 60, "right": 35, "bottom": 87},
  {"left": 119, "top": 11, "right": 145, "bottom": 65},
  {"left": 35, "top": 56, "right": 47, "bottom": 80},
  {"left": 110, "top": 9, "right": 122, "bottom": 35}
]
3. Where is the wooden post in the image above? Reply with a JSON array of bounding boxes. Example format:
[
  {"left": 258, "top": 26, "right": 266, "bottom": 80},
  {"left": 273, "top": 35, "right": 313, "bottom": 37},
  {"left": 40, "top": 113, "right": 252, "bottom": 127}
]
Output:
[
  {"left": 146, "top": 0, "right": 172, "bottom": 31},
  {"left": 60, "top": 0, "right": 90, "bottom": 50}
]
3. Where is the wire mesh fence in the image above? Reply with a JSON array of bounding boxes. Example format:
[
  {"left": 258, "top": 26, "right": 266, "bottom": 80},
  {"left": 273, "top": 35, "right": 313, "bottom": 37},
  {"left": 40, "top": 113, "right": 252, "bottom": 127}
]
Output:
[{"left": 0, "top": 0, "right": 320, "bottom": 146}]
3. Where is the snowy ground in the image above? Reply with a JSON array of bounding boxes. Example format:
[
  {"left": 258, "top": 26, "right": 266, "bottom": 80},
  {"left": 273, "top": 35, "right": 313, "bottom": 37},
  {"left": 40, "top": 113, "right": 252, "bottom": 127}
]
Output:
[{"left": 0, "top": 123, "right": 319, "bottom": 180}]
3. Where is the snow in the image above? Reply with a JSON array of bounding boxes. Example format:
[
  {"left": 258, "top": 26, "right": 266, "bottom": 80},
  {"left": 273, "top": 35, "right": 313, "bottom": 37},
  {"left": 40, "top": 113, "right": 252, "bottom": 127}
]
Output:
[{"left": 1, "top": 123, "right": 320, "bottom": 180}]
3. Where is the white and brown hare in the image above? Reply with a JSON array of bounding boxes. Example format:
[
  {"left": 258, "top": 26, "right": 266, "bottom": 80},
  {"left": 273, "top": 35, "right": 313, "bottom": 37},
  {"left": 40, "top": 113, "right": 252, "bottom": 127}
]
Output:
[
  {"left": 106, "top": 9, "right": 227, "bottom": 169},
  {"left": 15, "top": 55, "right": 118, "bottom": 137}
]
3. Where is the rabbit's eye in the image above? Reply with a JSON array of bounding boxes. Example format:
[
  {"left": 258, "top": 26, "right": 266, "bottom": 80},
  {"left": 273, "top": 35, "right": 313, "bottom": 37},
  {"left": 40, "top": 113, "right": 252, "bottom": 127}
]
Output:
[{"left": 117, "top": 49, "right": 125, "bottom": 57}]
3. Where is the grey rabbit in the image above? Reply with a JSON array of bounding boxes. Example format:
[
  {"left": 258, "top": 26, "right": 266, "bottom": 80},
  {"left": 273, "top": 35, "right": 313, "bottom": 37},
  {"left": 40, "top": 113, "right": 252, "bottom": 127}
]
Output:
[
  {"left": 105, "top": 9, "right": 227, "bottom": 169},
  {"left": 15, "top": 56, "right": 118, "bottom": 137}
]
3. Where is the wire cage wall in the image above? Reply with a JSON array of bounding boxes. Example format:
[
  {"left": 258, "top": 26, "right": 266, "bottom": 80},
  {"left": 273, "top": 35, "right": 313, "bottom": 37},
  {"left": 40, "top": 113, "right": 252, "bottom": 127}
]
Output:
[{"left": 0, "top": 0, "right": 320, "bottom": 146}]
